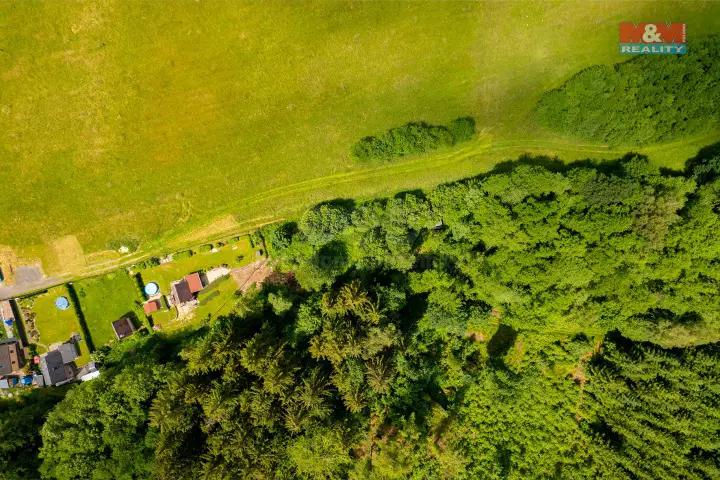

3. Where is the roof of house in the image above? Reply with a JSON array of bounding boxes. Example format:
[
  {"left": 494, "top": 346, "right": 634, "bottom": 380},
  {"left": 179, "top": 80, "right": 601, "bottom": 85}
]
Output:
[
  {"left": 171, "top": 280, "right": 194, "bottom": 304},
  {"left": 41, "top": 350, "right": 72, "bottom": 386},
  {"left": 80, "top": 370, "right": 100, "bottom": 382},
  {"left": 58, "top": 343, "right": 78, "bottom": 364},
  {"left": 185, "top": 272, "right": 203, "bottom": 293},
  {"left": 111, "top": 318, "right": 136, "bottom": 340},
  {"left": 143, "top": 299, "right": 161, "bottom": 314},
  {"left": 0, "top": 342, "right": 20, "bottom": 376}
]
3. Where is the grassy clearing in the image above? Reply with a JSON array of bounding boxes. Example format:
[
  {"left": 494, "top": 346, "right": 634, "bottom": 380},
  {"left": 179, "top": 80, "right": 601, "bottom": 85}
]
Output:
[
  {"left": 23, "top": 287, "right": 90, "bottom": 365},
  {"left": 1, "top": 1, "right": 719, "bottom": 275},
  {"left": 74, "top": 270, "right": 143, "bottom": 347}
]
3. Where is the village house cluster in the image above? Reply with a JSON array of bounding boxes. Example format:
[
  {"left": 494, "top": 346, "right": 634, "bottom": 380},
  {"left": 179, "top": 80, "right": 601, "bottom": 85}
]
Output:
[
  {"left": 0, "top": 297, "right": 100, "bottom": 391},
  {"left": 0, "top": 243, "right": 247, "bottom": 392}
]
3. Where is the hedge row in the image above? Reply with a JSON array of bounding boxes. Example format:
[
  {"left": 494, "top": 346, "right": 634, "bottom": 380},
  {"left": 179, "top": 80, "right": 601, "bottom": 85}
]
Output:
[{"left": 350, "top": 117, "right": 475, "bottom": 163}]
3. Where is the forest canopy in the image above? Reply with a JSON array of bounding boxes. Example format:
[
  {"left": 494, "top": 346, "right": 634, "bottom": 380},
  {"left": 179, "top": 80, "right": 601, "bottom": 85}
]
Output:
[
  {"left": 4, "top": 149, "right": 720, "bottom": 479},
  {"left": 534, "top": 36, "right": 720, "bottom": 145}
]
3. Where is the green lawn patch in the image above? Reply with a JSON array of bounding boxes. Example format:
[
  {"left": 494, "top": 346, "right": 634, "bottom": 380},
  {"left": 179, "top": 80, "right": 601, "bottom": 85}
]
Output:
[
  {"left": 23, "top": 287, "right": 90, "bottom": 365},
  {"left": 163, "top": 276, "right": 240, "bottom": 332},
  {"left": 74, "top": 270, "right": 145, "bottom": 347}
]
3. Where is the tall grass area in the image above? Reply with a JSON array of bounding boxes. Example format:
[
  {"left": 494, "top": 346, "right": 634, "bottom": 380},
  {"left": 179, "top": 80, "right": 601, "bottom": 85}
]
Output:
[{"left": 1, "top": 1, "right": 719, "bottom": 274}]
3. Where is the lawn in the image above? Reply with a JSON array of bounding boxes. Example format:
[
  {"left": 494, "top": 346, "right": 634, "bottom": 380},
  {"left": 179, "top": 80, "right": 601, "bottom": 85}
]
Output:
[
  {"left": 1, "top": 1, "right": 719, "bottom": 276},
  {"left": 23, "top": 286, "right": 90, "bottom": 365},
  {"left": 74, "top": 270, "right": 144, "bottom": 348}
]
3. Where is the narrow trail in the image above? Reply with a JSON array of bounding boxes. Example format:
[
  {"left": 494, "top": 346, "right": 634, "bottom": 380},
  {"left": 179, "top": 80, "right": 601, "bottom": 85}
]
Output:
[{"left": 3, "top": 130, "right": 719, "bottom": 300}]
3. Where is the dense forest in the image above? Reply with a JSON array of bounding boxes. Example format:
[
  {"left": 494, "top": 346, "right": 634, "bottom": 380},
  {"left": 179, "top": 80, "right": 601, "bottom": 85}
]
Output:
[
  {"left": 3, "top": 147, "right": 720, "bottom": 479},
  {"left": 535, "top": 36, "right": 720, "bottom": 145}
]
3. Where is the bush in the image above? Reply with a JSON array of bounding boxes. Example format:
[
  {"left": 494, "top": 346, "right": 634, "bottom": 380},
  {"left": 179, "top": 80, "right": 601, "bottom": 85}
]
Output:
[
  {"left": 134, "top": 257, "right": 159, "bottom": 271},
  {"left": 448, "top": 117, "right": 476, "bottom": 143},
  {"left": 261, "top": 221, "right": 296, "bottom": 256},
  {"left": 268, "top": 292, "right": 293, "bottom": 316},
  {"left": 133, "top": 273, "right": 146, "bottom": 300},
  {"left": 250, "top": 230, "right": 264, "bottom": 249},
  {"left": 173, "top": 250, "right": 194, "bottom": 261},
  {"left": 199, "top": 245, "right": 213, "bottom": 253},
  {"left": 350, "top": 117, "right": 475, "bottom": 163},
  {"left": 351, "top": 122, "right": 452, "bottom": 163},
  {"left": 236, "top": 255, "right": 245, "bottom": 263},
  {"left": 534, "top": 36, "right": 720, "bottom": 145},
  {"left": 214, "top": 242, "right": 224, "bottom": 249},
  {"left": 227, "top": 236, "right": 242, "bottom": 244}
]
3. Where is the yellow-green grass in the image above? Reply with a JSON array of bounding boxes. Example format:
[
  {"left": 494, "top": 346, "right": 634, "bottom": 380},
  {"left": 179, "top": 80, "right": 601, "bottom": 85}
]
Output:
[
  {"left": 1, "top": 1, "right": 719, "bottom": 274},
  {"left": 26, "top": 287, "right": 90, "bottom": 365},
  {"left": 148, "top": 307, "right": 177, "bottom": 330},
  {"left": 74, "top": 270, "right": 144, "bottom": 347},
  {"left": 195, "top": 277, "right": 241, "bottom": 322}
]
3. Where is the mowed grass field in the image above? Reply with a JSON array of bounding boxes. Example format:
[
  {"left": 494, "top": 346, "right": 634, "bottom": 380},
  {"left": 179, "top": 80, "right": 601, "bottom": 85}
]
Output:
[
  {"left": 74, "top": 270, "right": 143, "bottom": 347},
  {"left": 25, "top": 286, "right": 90, "bottom": 364},
  {"left": 1, "top": 1, "right": 719, "bottom": 275}
]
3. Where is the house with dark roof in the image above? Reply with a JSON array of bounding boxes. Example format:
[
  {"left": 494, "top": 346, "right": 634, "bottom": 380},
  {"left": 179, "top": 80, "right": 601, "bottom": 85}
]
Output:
[
  {"left": 40, "top": 350, "right": 75, "bottom": 387},
  {"left": 0, "top": 340, "right": 22, "bottom": 376},
  {"left": 170, "top": 279, "right": 194, "bottom": 305},
  {"left": 111, "top": 318, "right": 136, "bottom": 340},
  {"left": 58, "top": 342, "right": 78, "bottom": 364}
]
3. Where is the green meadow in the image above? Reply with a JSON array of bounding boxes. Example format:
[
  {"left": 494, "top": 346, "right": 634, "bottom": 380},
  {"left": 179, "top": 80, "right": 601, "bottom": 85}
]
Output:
[
  {"left": 1, "top": 1, "right": 719, "bottom": 274},
  {"left": 74, "top": 270, "right": 143, "bottom": 347},
  {"left": 24, "top": 287, "right": 90, "bottom": 365}
]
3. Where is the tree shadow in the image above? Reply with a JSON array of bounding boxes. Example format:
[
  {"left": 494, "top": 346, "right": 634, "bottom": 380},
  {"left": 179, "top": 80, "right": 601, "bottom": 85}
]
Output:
[
  {"left": 684, "top": 140, "right": 720, "bottom": 183},
  {"left": 66, "top": 283, "right": 96, "bottom": 352},
  {"left": 315, "top": 198, "right": 356, "bottom": 212},
  {"left": 486, "top": 324, "right": 518, "bottom": 360},
  {"left": 394, "top": 189, "right": 427, "bottom": 201}
]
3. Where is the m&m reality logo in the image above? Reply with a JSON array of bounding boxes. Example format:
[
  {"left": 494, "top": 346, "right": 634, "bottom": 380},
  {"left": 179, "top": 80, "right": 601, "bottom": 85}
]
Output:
[{"left": 619, "top": 23, "right": 686, "bottom": 54}]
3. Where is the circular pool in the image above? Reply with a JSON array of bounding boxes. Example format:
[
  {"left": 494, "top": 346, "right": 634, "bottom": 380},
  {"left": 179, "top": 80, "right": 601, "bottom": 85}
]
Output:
[
  {"left": 144, "top": 282, "right": 160, "bottom": 296},
  {"left": 55, "top": 296, "right": 70, "bottom": 310}
]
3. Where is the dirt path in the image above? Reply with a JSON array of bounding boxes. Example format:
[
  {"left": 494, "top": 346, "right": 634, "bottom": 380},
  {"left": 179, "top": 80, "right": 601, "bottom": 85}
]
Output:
[
  {"left": 231, "top": 259, "right": 273, "bottom": 292},
  {"left": 4, "top": 130, "right": 719, "bottom": 301}
]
